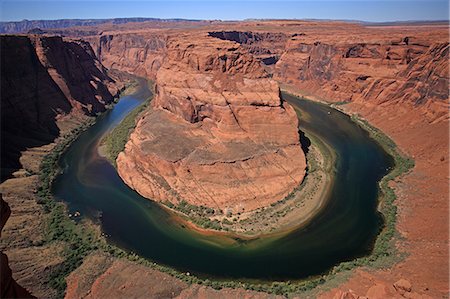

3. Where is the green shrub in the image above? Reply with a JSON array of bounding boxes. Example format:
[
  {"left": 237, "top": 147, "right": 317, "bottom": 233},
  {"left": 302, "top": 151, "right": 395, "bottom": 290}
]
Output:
[{"left": 102, "top": 97, "right": 152, "bottom": 166}]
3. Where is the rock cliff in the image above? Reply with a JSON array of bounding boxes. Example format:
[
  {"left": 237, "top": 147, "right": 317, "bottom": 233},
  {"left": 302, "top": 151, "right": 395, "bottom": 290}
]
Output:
[
  {"left": 117, "top": 33, "right": 306, "bottom": 212},
  {"left": 86, "top": 31, "right": 167, "bottom": 79},
  {"left": 208, "top": 25, "right": 448, "bottom": 122},
  {"left": 0, "top": 195, "right": 34, "bottom": 298},
  {"left": 275, "top": 36, "right": 449, "bottom": 120},
  {"left": 0, "top": 35, "right": 122, "bottom": 180}
]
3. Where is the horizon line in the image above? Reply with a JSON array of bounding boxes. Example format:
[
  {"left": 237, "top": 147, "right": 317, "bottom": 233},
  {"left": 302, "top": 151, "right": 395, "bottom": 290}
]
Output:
[{"left": 1, "top": 16, "right": 449, "bottom": 23}]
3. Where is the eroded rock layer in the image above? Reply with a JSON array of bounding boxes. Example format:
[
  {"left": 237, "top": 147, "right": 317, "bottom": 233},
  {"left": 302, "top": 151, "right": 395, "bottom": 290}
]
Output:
[
  {"left": 117, "top": 33, "right": 306, "bottom": 212},
  {"left": 0, "top": 195, "right": 34, "bottom": 298},
  {"left": 0, "top": 35, "right": 123, "bottom": 180},
  {"left": 204, "top": 22, "right": 449, "bottom": 122},
  {"left": 86, "top": 31, "right": 167, "bottom": 80}
]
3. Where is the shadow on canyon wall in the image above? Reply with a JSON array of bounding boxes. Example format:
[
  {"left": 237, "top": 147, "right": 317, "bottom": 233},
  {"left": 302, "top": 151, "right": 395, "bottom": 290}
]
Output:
[{"left": 0, "top": 35, "right": 118, "bottom": 182}]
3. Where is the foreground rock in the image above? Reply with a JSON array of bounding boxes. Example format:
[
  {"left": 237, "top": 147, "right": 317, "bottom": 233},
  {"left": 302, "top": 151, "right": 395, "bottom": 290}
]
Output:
[
  {"left": 329, "top": 278, "right": 430, "bottom": 299},
  {"left": 0, "top": 195, "right": 34, "bottom": 298},
  {"left": 117, "top": 33, "right": 306, "bottom": 212},
  {"left": 65, "top": 252, "right": 281, "bottom": 299}
]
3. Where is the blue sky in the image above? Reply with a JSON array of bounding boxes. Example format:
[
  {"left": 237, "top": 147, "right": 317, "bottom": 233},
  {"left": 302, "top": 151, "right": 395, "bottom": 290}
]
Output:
[{"left": 0, "top": 0, "right": 448, "bottom": 22}]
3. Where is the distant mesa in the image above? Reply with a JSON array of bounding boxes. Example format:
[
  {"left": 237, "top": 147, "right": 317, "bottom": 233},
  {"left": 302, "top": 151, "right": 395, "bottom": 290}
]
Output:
[
  {"left": 27, "top": 28, "right": 46, "bottom": 34},
  {"left": 0, "top": 18, "right": 204, "bottom": 34}
]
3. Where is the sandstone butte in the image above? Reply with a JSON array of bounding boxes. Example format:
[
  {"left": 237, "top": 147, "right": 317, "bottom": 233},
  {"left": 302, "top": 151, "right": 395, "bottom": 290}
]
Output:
[{"left": 116, "top": 33, "right": 307, "bottom": 212}]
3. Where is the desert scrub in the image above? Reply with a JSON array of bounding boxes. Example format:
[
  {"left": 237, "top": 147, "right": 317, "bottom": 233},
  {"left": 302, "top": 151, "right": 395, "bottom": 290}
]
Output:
[
  {"left": 331, "top": 100, "right": 350, "bottom": 106},
  {"left": 35, "top": 119, "right": 101, "bottom": 298},
  {"left": 338, "top": 115, "right": 415, "bottom": 267},
  {"left": 102, "top": 97, "right": 152, "bottom": 166},
  {"left": 163, "top": 200, "right": 225, "bottom": 231}
]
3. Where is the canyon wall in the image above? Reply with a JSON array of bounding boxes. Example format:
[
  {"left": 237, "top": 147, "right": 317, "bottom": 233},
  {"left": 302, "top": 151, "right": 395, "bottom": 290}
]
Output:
[
  {"left": 206, "top": 24, "right": 448, "bottom": 122},
  {"left": 0, "top": 35, "right": 122, "bottom": 180},
  {"left": 23, "top": 23, "right": 448, "bottom": 124},
  {"left": 0, "top": 195, "right": 34, "bottom": 298},
  {"left": 117, "top": 33, "right": 306, "bottom": 212},
  {"left": 274, "top": 35, "right": 448, "bottom": 121},
  {"left": 85, "top": 31, "right": 167, "bottom": 79}
]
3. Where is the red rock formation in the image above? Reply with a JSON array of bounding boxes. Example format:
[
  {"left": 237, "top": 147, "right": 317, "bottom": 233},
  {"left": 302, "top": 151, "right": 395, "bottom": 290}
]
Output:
[
  {"left": 1, "top": 20, "right": 448, "bottom": 298},
  {"left": 269, "top": 27, "right": 449, "bottom": 121},
  {"left": 328, "top": 278, "right": 428, "bottom": 299},
  {"left": 117, "top": 33, "right": 306, "bottom": 212},
  {"left": 86, "top": 31, "right": 167, "bottom": 79},
  {"left": 206, "top": 24, "right": 448, "bottom": 122},
  {"left": 0, "top": 35, "right": 122, "bottom": 180},
  {"left": 0, "top": 195, "right": 35, "bottom": 298},
  {"left": 64, "top": 252, "right": 283, "bottom": 299}
]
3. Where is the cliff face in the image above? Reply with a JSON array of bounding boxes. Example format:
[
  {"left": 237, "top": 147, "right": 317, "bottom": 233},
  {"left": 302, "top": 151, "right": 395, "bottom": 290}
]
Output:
[
  {"left": 0, "top": 35, "right": 121, "bottom": 180},
  {"left": 0, "top": 195, "right": 34, "bottom": 298},
  {"left": 208, "top": 27, "right": 448, "bottom": 122},
  {"left": 117, "top": 33, "right": 306, "bottom": 212},
  {"left": 275, "top": 38, "right": 449, "bottom": 116},
  {"left": 208, "top": 30, "right": 288, "bottom": 59},
  {"left": 85, "top": 32, "right": 167, "bottom": 79}
]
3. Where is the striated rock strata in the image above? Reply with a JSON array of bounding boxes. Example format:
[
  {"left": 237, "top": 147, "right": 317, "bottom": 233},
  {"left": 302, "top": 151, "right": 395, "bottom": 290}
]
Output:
[
  {"left": 208, "top": 24, "right": 448, "bottom": 122},
  {"left": 86, "top": 31, "right": 167, "bottom": 80},
  {"left": 274, "top": 34, "right": 449, "bottom": 121},
  {"left": 0, "top": 195, "right": 34, "bottom": 298},
  {"left": 0, "top": 35, "right": 122, "bottom": 180},
  {"left": 117, "top": 34, "right": 306, "bottom": 212}
]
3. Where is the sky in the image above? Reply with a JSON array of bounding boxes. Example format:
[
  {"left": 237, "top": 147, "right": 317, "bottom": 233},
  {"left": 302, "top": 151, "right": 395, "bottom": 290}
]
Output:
[{"left": 0, "top": 0, "right": 448, "bottom": 23}]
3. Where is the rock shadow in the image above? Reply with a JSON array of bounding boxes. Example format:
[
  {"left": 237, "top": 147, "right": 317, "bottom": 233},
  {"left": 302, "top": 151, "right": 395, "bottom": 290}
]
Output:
[{"left": 298, "top": 129, "right": 311, "bottom": 155}]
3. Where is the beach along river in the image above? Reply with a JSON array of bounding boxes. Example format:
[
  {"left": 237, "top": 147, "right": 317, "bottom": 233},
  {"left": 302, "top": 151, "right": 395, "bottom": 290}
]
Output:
[{"left": 52, "top": 80, "right": 394, "bottom": 281}]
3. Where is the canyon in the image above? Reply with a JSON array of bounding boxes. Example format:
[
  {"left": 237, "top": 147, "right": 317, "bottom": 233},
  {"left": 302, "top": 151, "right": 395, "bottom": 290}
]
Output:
[
  {"left": 0, "top": 19, "right": 448, "bottom": 299},
  {"left": 117, "top": 33, "right": 306, "bottom": 212}
]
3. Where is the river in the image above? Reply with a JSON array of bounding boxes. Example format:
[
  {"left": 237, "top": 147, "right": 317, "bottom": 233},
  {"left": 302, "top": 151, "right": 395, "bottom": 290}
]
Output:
[{"left": 52, "top": 80, "right": 394, "bottom": 281}]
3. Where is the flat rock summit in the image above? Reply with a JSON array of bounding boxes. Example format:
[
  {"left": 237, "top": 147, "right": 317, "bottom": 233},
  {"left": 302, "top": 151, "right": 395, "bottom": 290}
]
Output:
[{"left": 117, "top": 33, "right": 306, "bottom": 212}]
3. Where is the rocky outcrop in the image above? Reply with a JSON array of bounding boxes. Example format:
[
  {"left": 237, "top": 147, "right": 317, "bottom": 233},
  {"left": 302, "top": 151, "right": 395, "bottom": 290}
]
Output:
[
  {"left": 0, "top": 35, "right": 122, "bottom": 180},
  {"left": 208, "top": 31, "right": 288, "bottom": 67},
  {"left": 207, "top": 27, "right": 448, "bottom": 122},
  {"left": 271, "top": 31, "right": 449, "bottom": 121},
  {"left": 329, "top": 278, "right": 428, "bottom": 299},
  {"left": 117, "top": 33, "right": 306, "bottom": 212},
  {"left": 0, "top": 195, "right": 34, "bottom": 298},
  {"left": 85, "top": 32, "right": 167, "bottom": 79},
  {"left": 87, "top": 30, "right": 285, "bottom": 82},
  {"left": 65, "top": 251, "right": 282, "bottom": 299}
]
